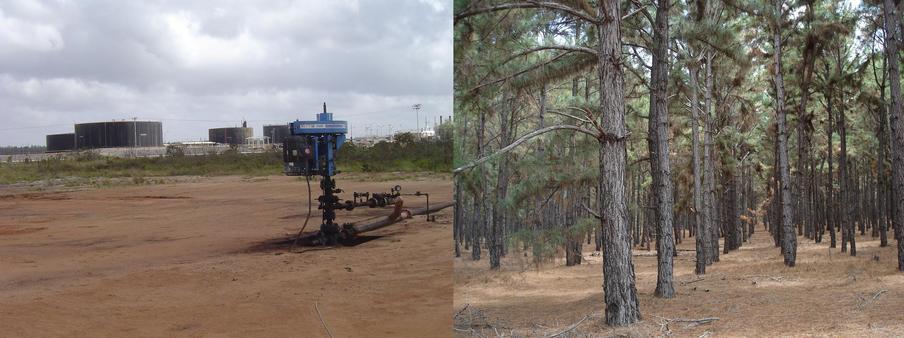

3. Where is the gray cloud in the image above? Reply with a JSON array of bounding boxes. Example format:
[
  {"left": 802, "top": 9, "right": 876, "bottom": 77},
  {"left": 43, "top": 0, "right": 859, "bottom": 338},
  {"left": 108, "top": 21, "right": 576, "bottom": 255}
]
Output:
[{"left": 0, "top": 0, "right": 452, "bottom": 145}]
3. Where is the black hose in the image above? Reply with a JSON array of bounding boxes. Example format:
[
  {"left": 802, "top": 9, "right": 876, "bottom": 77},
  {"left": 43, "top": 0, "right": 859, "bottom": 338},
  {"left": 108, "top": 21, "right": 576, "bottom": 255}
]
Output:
[{"left": 290, "top": 175, "right": 313, "bottom": 251}]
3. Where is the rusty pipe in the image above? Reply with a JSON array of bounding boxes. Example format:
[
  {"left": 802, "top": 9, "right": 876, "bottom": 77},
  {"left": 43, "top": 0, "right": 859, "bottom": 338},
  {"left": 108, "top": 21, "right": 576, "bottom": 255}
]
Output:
[{"left": 345, "top": 200, "right": 453, "bottom": 236}]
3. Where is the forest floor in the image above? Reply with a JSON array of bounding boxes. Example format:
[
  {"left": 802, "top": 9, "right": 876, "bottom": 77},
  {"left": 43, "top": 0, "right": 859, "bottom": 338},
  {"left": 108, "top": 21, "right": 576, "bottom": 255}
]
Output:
[
  {"left": 0, "top": 174, "right": 452, "bottom": 337},
  {"left": 455, "top": 230, "right": 904, "bottom": 337}
]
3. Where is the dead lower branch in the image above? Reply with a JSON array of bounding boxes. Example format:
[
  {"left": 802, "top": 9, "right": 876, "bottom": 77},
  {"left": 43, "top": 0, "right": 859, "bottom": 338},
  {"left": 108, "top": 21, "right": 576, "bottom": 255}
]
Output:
[
  {"left": 581, "top": 203, "right": 602, "bottom": 220},
  {"left": 453, "top": 125, "right": 598, "bottom": 174}
]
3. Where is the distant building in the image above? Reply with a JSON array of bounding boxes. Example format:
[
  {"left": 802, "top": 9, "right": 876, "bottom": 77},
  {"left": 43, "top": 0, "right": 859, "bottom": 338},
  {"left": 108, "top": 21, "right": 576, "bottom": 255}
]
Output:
[
  {"left": 419, "top": 129, "right": 436, "bottom": 138},
  {"left": 74, "top": 121, "right": 164, "bottom": 149},
  {"left": 46, "top": 133, "right": 76, "bottom": 152},
  {"left": 263, "top": 124, "right": 291, "bottom": 144},
  {"left": 209, "top": 127, "right": 253, "bottom": 145}
]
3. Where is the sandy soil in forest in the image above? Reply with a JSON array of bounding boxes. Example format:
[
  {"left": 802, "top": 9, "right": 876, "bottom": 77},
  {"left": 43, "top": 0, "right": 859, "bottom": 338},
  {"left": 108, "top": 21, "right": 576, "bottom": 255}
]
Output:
[
  {"left": 0, "top": 174, "right": 452, "bottom": 337},
  {"left": 455, "top": 229, "right": 904, "bottom": 337}
]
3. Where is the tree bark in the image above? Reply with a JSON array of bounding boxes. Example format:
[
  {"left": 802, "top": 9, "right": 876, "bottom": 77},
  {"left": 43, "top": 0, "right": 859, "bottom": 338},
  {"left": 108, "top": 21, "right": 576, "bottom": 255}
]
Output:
[
  {"left": 490, "top": 97, "right": 513, "bottom": 269},
  {"left": 884, "top": 0, "right": 904, "bottom": 271},
  {"left": 598, "top": 0, "right": 640, "bottom": 324},
  {"left": 688, "top": 65, "right": 708, "bottom": 275},
  {"left": 471, "top": 110, "right": 486, "bottom": 261},
  {"left": 648, "top": 0, "right": 675, "bottom": 298},
  {"left": 825, "top": 84, "right": 837, "bottom": 248},
  {"left": 454, "top": 176, "right": 462, "bottom": 257},
  {"left": 773, "top": 0, "right": 797, "bottom": 266},
  {"left": 703, "top": 51, "right": 719, "bottom": 264},
  {"left": 836, "top": 50, "right": 855, "bottom": 256},
  {"left": 795, "top": 0, "right": 816, "bottom": 242}
]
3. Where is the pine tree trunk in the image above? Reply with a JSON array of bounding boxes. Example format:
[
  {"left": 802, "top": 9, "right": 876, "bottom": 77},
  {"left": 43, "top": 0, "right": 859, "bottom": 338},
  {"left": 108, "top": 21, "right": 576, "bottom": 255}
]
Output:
[
  {"left": 471, "top": 110, "right": 486, "bottom": 261},
  {"left": 454, "top": 176, "right": 462, "bottom": 257},
  {"left": 773, "top": 2, "right": 796, "bottom": 266},
  {"left": 837, "top": 54, "right": 855, "bottom": 256},
  {"left": 810, "top": 155, "right": 820, "bottom": 242},
  {"left": 703, "top": 52, "right": 719, "bottom": 264},
  {"left": 795, "top": 1, "right": 816, "bottom": 243},
  {"left": 883, "top": 0, "right": 904, "bottom": 271},
  {"left": 597, "top": 0, "right": 640, "bottom": 324},
  {"left": 877, "top": 48, "right": 890, "bottom": 248},
  {"left": 688, "top": 65, "right": 707, "bottom": 275},
  {"left": 772, "top": 140, "right": 782, "bottom": 248},
  {"left": 826, "top": 86, "right": 837, "bottom": 248},
  {"left": 489, "top": 100, "right": 512, "bottom": 269},
  {"left": 566, "top": 37, "right": 583, "bottom": 267},
  {"left": 648, "top": 0, "right": 675, "bottom": 298}
]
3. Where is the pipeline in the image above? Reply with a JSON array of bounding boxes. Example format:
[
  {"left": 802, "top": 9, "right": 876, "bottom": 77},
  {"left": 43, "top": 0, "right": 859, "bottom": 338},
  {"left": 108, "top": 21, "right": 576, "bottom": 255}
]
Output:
[
  {"left": 293, "top": 200, "right": 453, "bottom": 246},
  {"left": 345, "top": 201, "right": 454, "bottom": 236}
]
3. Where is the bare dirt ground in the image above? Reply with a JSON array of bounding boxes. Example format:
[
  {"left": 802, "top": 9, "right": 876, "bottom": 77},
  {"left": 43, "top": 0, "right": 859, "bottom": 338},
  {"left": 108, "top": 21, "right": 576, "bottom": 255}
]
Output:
[
  {"left": 455, "top": 230, "right": 904, "bottom": 337},
  {"left": 0, "top": 174, "right": 452, "bottom": 337}
]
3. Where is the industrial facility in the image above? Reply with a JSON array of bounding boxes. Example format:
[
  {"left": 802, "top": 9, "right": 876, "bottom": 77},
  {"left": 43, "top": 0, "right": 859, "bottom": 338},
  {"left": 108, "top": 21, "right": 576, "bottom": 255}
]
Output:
[
  {"left": 46, "top": 133, "right": 76, "bottom": 152},
  {"left": 42, "top": 113, "right": 449, "bottom": 153},
  {"left": 208, "top": 127, "right": 253, "bottom": 145},
  {"left": 263, "top": 124, "right": 290, "bottom": 144},
  {"left": 43, "top": 120, "right": 163, "bottom": 152},
  {"left": 75, "top": 121, "right": 163, "bottom": 149}
]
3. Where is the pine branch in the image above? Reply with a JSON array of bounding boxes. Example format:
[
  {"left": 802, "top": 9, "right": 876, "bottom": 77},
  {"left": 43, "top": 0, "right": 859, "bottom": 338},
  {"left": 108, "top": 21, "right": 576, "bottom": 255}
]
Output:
[
  {"left": 581, "top": 203, "right": 602, "bottom": 219},
  {"left": 467, "top": 51, "right": 574, "bottom": 93},
  {"left": 622, "top": 6, "right": 648, "bottom": 22},
  {"left": 453, "top": 124, "right": 598, "bottom": 174},
  {"left": 628, "top": 0, "right": 656, "bottom": 26},
  {"left": 546, "top": 109, "right": 592, "bottom": 124},
  {"left": 504, "top": 45, "right": 598, "bottom": 65},
  {"left": 456, "top": 1, "right": 650, "bottom": 26},
  {"left": 454, "top": 1, "right": 597, "bottom": 24}
]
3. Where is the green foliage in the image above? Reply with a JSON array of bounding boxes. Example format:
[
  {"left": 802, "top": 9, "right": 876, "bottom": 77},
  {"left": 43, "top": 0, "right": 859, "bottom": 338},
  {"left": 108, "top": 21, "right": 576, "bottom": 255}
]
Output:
[
  {"left": 0, "top": 145, "right": 46, "bottom": 155},
  {"left": 510, "top": 53, "right": 597, "bottom": 90},
  {"left": 0, "top": 133, "right": 451, "bottom": 185},
  {"left": 509, "top": 216, "right": 597, "bottom": 265},
  {"left": 337, "top": 127, "right": 452, "bottom": 173}
]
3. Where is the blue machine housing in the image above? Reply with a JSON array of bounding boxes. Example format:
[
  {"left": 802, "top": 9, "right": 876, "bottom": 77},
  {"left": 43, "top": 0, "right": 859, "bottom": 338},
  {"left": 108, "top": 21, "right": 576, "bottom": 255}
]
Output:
[{"left": 282, "top": 104, "right": 347, "bottom": 177}]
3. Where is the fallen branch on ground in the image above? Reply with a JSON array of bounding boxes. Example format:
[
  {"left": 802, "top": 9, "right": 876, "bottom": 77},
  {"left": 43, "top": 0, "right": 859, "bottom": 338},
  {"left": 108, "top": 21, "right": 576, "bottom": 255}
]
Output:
[
  {"left": 314, "top": 301, "right": 335, "bottom": 338},
  {"left": 680, "top": 277, "right": 706, "bottom": 285},
  {"left": 653, "top": 315, "right": 720, "bottom": 333},
  {"left": 670, "top": 317, "right": 720, "bottom": 327},
  {"left": 856, "top": 289, "right": 889, "bottom": 310},
  {"left": 455, "top": 303, "right": 470, "bottom": 319},
  {"left": 545, "top": 315, "right": 590, "bottom": 338},
  {"left": 872, "top": 289, "right": 888, "bottom": 300},
  {"left": 745, "top": 275, "right": 792, "bottom": 282}
]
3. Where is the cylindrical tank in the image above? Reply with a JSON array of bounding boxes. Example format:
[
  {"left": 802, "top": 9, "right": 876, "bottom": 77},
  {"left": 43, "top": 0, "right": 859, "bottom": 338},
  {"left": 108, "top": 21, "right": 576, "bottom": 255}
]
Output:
[
  {"left": 74, "top": 121, "right": 163, "bottom": 149},
  {"left": 263, "top": 124, "right": 291, "bottom": 144},
  {"left": 209, "top": 127, "right": 253, "bottom": 145},
  {"left": 46, "top": 133, "right": 76, "bottom": 152}
]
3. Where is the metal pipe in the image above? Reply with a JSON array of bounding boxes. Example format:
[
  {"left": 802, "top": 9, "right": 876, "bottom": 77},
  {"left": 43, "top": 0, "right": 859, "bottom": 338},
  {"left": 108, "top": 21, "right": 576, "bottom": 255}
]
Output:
[
  {"left": 401, "top": 191, "right": 432, "bottom": 221},
  {"left": 345, "top": 201, "right": 453, "bottom": 236}
]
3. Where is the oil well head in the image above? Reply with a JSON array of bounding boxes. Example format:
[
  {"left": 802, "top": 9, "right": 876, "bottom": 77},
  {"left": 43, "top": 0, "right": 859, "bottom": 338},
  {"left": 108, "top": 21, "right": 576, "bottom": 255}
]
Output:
[{"left": 283, "top": 102, "right": 348, "bottom": 177}]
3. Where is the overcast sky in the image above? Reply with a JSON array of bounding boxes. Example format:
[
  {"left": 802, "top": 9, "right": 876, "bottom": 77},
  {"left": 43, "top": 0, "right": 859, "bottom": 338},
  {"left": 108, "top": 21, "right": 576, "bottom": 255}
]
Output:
[{"left": 0, "top": 0, "right": 452, "bottom": 146}]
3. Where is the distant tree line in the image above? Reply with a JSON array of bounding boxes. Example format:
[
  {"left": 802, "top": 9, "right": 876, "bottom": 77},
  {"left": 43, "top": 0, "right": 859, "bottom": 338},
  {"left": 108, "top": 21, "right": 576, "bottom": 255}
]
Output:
[
  {"left": 338, "top": 122, "right": 452, "bottom": 172},
  {"left": 0, "top": 146, "right": 46, "bottom": 155}
]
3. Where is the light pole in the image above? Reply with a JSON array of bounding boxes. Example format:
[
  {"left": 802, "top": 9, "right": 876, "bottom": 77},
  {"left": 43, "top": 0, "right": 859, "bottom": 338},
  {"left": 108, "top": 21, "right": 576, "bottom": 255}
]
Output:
[
  {"left": 132, "top": 117, "right": 138, "bottom": 149},
  {"left": 411, "top": 104, "right": 421, "bottom": 132}
]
